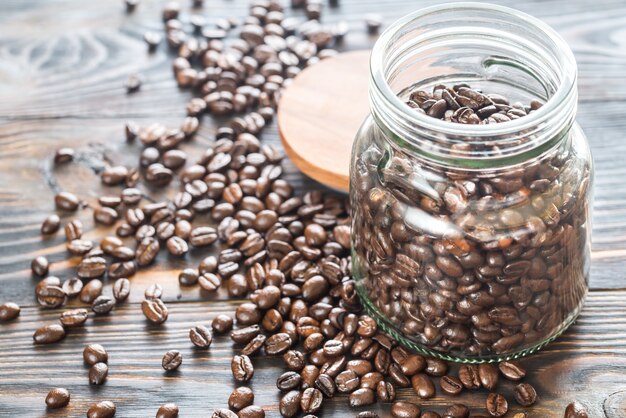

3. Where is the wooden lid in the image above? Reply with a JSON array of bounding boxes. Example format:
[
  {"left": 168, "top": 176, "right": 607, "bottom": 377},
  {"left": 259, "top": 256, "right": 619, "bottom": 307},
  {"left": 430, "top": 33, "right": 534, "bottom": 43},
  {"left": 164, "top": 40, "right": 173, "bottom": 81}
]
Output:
[{"left": 278, "top": 50, "right": 371, "bottom": 193}]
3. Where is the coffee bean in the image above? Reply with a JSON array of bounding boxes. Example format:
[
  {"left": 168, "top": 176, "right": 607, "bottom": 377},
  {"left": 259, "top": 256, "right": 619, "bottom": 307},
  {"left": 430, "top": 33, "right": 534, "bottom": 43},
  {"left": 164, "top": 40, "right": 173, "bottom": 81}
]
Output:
[
  {"left": 231, "top": 325, "right": 260, "bottom": 344},
  {"left": 199, "top": 272, "right": 222, "bottom": 291},
  {"left": 212, "top": 314, "right": 234, "bottom": 333},
  {"left": 37, "top": 284, "right": 66, "bottom": 308},
  {"left": 440, "top": 375, "right": 463, "bottom": 395},
  {"left": 458, "top": 364, "right": 481, "bottom": 389},
  {"left": 189, "top": 325, "right": 213, "bottom": 348},
  {"left": 113, "top": 278, "right": 131, "bottom": 302},
  {"left": 55, "top": 192, "right": 80, "bottom": 211},
  {"left": 283, "top": 350, "right": 306, "bottom": 371},
  {"left": 349, "top": 388, "right": 375, "bottom": 407},
  {"left": 443, "top": 404, "right": 469, "bottom": 418},
  {"left": 279, "top": 390, "right": 302, "bottom": 418},
  {"left": 179, "top": 268, "right": 199, "bottom": 286},
  {"left": 212, "top": 408, "right": 238, "bottom": 418},
  {"left": 376, "top": 380, "right": 396, "bottom": 402},
  {"left": 92, "top": 296, "right": 115, "bottom": 315},
  {"left": 0, "top": 302, "right": 20, "bottom": 321},
  {"left": 391, "top": 401, "right": 421, "bottom": 418},
  {"left": 136, "top": 237, "right": 160, "bottom": 266},
  {"left": 238, "top": 405, "right": 265, "bottom": 418},
  {"left": 335, "top": 369, "right": 359, "bottom": 393},
  {"left": 227, "top": 386, "right": 254, "bottom": 411},
  {"left": 300, "top": 387, "right": 323, "bottom": 414},
  {"left": 485, "top": 393, "right": 508, "bottom": 417},
  {"left": 89, "top": 362, "right": 109, "bottom": 385},
  {"left": 94, "top": 207, "right": 119, "bottom": 225},
  {"left": 61, "top": 278, "right": 83, "bottom": 298},
  {"left": 498, "top": 361, "right": 526, "bottom": 381},
  {"left": 478, "top": 363, "right": 499, "bottom": 391},
  {"left": 64, "top": 219, "right": 83, "bottom": 241},
  {"left": 411, "top": 373, "right": 435, "bottom": 399},
  {"left": 87, "top": 400, "right": 116, "bottom": 418},
  {"left": 162, "top": 350, "right": 183, "bottom": 371},
  {"left": 78, "top": 257, "right": 107, "bottom": 279},
  {"left": 142, "top": 298, "right": 169, "bottom": 324},
  {"left": 513, "top": 383, "right": 537, "bottom": 406},
  {"left": 80, "top": 279, "right": 103, "bottom": 304},
  {"left": 45, "top": 387, "right": 70, "bottom": 409},
  {"left": 84, "top": 344, "right": 108, "bottom": 365},
  {"left": 60, "top": 308, "right": 88, "bottom": 327},
  {"left": 33, "top": 324, "right": 65, "bottom": 344},
  {"left": 31, "top": 256, "right": 49, "bottom": 276},
  {"left": 145, "top": 283, "right": 163, "bottom": 300},
  {"left": 41, "top": 215, "right": 61, "bottom": 235},
  {"left": 277, "top": 371, "right": 302, "bottom": 391},
  {"left": 156, "top": 403, "right": 179, "bottom": 418},
  {"left": 564, "top": 401, "right": 589, "bottom": 418},
  {"left": 167, "top": 236, "right": 189, "bottom": 256},
  {"left": 232, "top": 354, "right": 254, "bottom": 382}
]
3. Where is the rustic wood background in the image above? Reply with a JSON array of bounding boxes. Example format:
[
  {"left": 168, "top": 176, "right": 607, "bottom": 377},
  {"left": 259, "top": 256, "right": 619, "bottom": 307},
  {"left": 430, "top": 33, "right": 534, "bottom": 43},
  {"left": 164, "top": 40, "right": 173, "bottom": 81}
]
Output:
[{"left": 1, "top": 0, "right": 626, "bottom": 416}]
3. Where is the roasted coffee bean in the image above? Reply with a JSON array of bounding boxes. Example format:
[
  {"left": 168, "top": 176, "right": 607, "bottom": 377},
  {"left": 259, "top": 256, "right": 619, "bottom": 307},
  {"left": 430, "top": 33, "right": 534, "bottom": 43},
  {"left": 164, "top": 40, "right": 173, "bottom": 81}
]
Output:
[
  {"left": 279, "top": 390, "right": 302, "bottom": 418},
  {"left": 136, "top": 237, "right": 160, "bottom": 266},
  {"left": 156, "top": 403, "right": 179, "bottom": 418},
  {"left": 67, "top": 239, "right": 94, "bottom": 255},
  {"left": 89, "top": 362, "right": 109, "bottom": 385},
  {"left": 232, "top": 354, "right": 254, "bottom": 382},
  {"left": 277, "top": 371, "right": 302, "bottom": 391},
  {"left": 376, "top": 380, "right": 396, "bottom": 402},
  {"left": 33, "top": 324, "right": 66, "bottom": 344},
  {"left": 62, "top": 278, "right": 83, "bottom": 298},
  {"left": 238, "top": 405, "right": 265, "bottom": 418},
  {"left": 440, "top": 375, "right": 463, "bottom": 395},
  {"left": 162, "top": 350, "right": 183, "bottom": 371},
  {"left": 37, "top": 284, "right": 66, "bottom": 308},
  {"left": 300, "top": 364, "right": 320, "bottom": 390},
  {"left": 113, "top": 278, "right": 131, "bottom": 302},
  {"left": 513, "top": 383, "right": 537, "bottom": 406},
  {"left": 478, "top": 363, "right": 499, "bottom": 391},
  {"left": 84, "top": 344, "right": 108, "bottom": 365},
  {"left": 45, "top": 387, "right": 70, "bottom": 409},
  {"left": 335, "top": 369, "right": 360, "bottom": 393},
  {"left": 411, "top": 373, "right": 435, "bottom": 399},
  {"left": 41, "top": 215, "right": 61, "bottom": 235},
  {"left": 231, "top": 325, "right": 261, "bottom": 344},
  {"left": 60, "top": 308, "right": 88, "bottom": 327},
  {"left": 92, "top": 296, "right": 115, "bottom": 315},
  {"left": 314, "top": 373, "right": 335, "bottom": 397},
  {"left": 80, "top": 279, "right": 103, "bottom": 304},
  {"left": 486, "top": 393, "right": 508, "bottom": 417},
  {"left": 94, "top": 207, "right": 119, "bottom": 225},
  {"left": 228, "top": 386, "right": 254, "bottom": 411},
  {"left": 0, "top": 302, "right": 20, "bottom": 321},
  {"left": 300, "top": 387, "right": 323, "bottom": 414},
  {"left": 458, "top": 364, "right": 481, "bottom": 389},
  {"left": 498, "top": 361, "right": 526, "bottom": 381},
  {"left": 54, "top": 147, "right": 75, "bottom": 164},
  {"left": 212, "top": 314, "right": 234, "bottom": 333},
  {"left": 349, "top": 388, "right": 375, "bottom": 407},
  {"left": 391, "top": 401, "right": 421, "bottom": 418},
  {"left": 199, "top": 273, "right": 222, "bottom": 291},
  {"left": 443, "top": 404, "right": 469, "bottom": 418},
  {"left": 142, "top": 298, "right": 169, "bottom": 324},
  {"left": 87, "top": 400, "right": 116, "bottom": 418},
  {"left": 212, "top": 409, "right": 238, "bottom": 418},
  {"left": 189, "top": 325, "right": 213, "bottom": 348},
  {"left": 283, "top": 350, "right": 306, "bottom": 371},
  {"left": 55, "top": 192, "right": 80, "bottom": 211},
  {"left": 420, "top": 412, "right": 441, "bottom": 418},
  {"left": 31, "top": 256, "right": 49, "bottom": 276},
  {"left": 564, "top": 401, "right": 589, "bottom": 418},
  {"left": 65, "top": 219, "right": 83, "bottom": 241},
  {"left": 145, "top": 283, "right": 163, "bottom": 300},
  {"left": 167, "top": 236, "right": 189, "bottom": 256},
  {"left": 179, "top": 268, "right": 199, "bottom": 286},
  {"left": 242, "top": 334, "right": 266, "bottom": 356},
  {"left": 78, "top": 257, "right": 106, "bottom": 279}
]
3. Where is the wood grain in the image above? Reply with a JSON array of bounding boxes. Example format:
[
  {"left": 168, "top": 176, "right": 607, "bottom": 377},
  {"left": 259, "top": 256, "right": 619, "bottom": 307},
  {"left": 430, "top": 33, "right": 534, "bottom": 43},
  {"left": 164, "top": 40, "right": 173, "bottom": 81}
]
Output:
[
  {"left": 1, "top": 292, "right": 625, "bottom": 417},
  {"left": 1, "top": 0, "right": 626, "bottom": 416}
]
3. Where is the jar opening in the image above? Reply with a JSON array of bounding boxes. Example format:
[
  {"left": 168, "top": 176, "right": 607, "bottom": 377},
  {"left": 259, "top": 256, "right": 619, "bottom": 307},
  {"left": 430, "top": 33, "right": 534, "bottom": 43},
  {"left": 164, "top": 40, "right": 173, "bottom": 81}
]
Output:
[{"left": 369, "top": 2, "right": 578, "bottom": 168}]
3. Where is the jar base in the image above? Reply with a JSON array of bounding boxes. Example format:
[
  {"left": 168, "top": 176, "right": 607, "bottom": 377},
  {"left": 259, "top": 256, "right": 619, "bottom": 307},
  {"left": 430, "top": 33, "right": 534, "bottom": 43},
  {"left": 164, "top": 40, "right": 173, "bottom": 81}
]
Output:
[{"left": 355, "top": 283, "right": 587, "bottom": 364}]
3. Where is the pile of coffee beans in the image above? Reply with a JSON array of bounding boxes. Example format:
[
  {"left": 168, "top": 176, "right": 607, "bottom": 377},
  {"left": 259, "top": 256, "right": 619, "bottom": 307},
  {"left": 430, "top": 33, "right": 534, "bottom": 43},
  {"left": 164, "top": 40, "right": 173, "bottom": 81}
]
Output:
[
  {"left": 0, "top": 1, "right": 591, "bottom": 417},
  {"left": 352, "top": 83, "right": 590, "bottom": 359}
]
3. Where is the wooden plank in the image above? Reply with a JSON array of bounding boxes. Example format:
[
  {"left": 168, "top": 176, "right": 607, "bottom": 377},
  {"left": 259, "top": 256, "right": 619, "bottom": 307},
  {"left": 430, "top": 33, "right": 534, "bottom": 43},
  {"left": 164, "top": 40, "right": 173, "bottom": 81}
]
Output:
[
  {"left": 0, "top": 292, "right": 625, "bottom": 417},
  {"left": 0, "top": 0, "right": 626, "bottom": 120}
]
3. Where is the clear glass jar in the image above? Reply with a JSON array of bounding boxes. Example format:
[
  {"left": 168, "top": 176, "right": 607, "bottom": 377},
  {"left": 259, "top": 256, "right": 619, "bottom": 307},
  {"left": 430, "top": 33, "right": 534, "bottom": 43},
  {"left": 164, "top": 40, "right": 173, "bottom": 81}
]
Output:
[{"left": 351, "top": 3, "right": 593, "bottom": 362}]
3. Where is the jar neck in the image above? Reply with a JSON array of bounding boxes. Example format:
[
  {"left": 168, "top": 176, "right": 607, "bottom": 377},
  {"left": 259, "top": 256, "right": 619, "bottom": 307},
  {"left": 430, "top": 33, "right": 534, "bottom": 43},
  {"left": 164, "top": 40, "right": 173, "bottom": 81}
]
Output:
[{"left": 369, "top": 3, "right": 578, "bottom": 169}]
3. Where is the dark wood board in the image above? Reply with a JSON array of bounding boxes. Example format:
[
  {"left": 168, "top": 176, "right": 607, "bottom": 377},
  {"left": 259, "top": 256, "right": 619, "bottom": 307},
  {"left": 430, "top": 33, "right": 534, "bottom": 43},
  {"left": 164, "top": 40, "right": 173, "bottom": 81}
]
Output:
[{"left": 1, "top": 0, "right": 626, "bottom": 417}]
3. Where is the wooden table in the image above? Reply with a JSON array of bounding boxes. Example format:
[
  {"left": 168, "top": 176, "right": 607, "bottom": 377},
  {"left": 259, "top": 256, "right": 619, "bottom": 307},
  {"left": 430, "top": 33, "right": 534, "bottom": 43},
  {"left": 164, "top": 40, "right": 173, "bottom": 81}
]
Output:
[{"left": 1, "top": 0, "right": 626, "bottom": 416}]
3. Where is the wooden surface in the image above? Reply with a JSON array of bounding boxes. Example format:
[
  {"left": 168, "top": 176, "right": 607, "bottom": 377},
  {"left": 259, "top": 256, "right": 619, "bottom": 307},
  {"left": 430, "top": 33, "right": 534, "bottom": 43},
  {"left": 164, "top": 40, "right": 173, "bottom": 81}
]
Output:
[
  {"left": 1, "top": 0, "right": 626, "bottom": 417},
  {"left": 278, "top": 50, "right": 370, "bottom": 192}
]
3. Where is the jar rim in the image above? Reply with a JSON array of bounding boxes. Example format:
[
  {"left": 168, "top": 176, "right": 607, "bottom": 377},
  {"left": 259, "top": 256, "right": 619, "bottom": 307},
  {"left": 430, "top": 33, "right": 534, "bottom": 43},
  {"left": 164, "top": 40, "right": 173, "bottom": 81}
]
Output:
[{"left": 369, "top": 2, "right": 578, "bottom": 164}]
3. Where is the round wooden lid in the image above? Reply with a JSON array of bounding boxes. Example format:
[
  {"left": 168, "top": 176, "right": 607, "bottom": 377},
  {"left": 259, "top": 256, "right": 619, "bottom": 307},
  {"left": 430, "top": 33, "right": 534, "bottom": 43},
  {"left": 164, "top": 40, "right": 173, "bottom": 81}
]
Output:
[{"left": 278, "top": 50, "right": 371, "bottom": 193}]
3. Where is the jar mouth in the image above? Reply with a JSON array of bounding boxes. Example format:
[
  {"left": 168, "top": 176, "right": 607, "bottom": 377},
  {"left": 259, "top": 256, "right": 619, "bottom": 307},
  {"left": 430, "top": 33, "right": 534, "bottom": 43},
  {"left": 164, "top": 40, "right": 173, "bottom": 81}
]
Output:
[{"left": 369, "top": 2, "right": 578, "bottom": 167}]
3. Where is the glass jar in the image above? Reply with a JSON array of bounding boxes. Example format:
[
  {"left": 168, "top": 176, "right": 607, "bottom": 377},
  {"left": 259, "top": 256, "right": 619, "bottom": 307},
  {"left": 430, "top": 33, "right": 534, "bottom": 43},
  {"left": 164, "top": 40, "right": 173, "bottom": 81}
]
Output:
[{"left": 350, "top": 3, "right": 593, "bottom": 362}]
